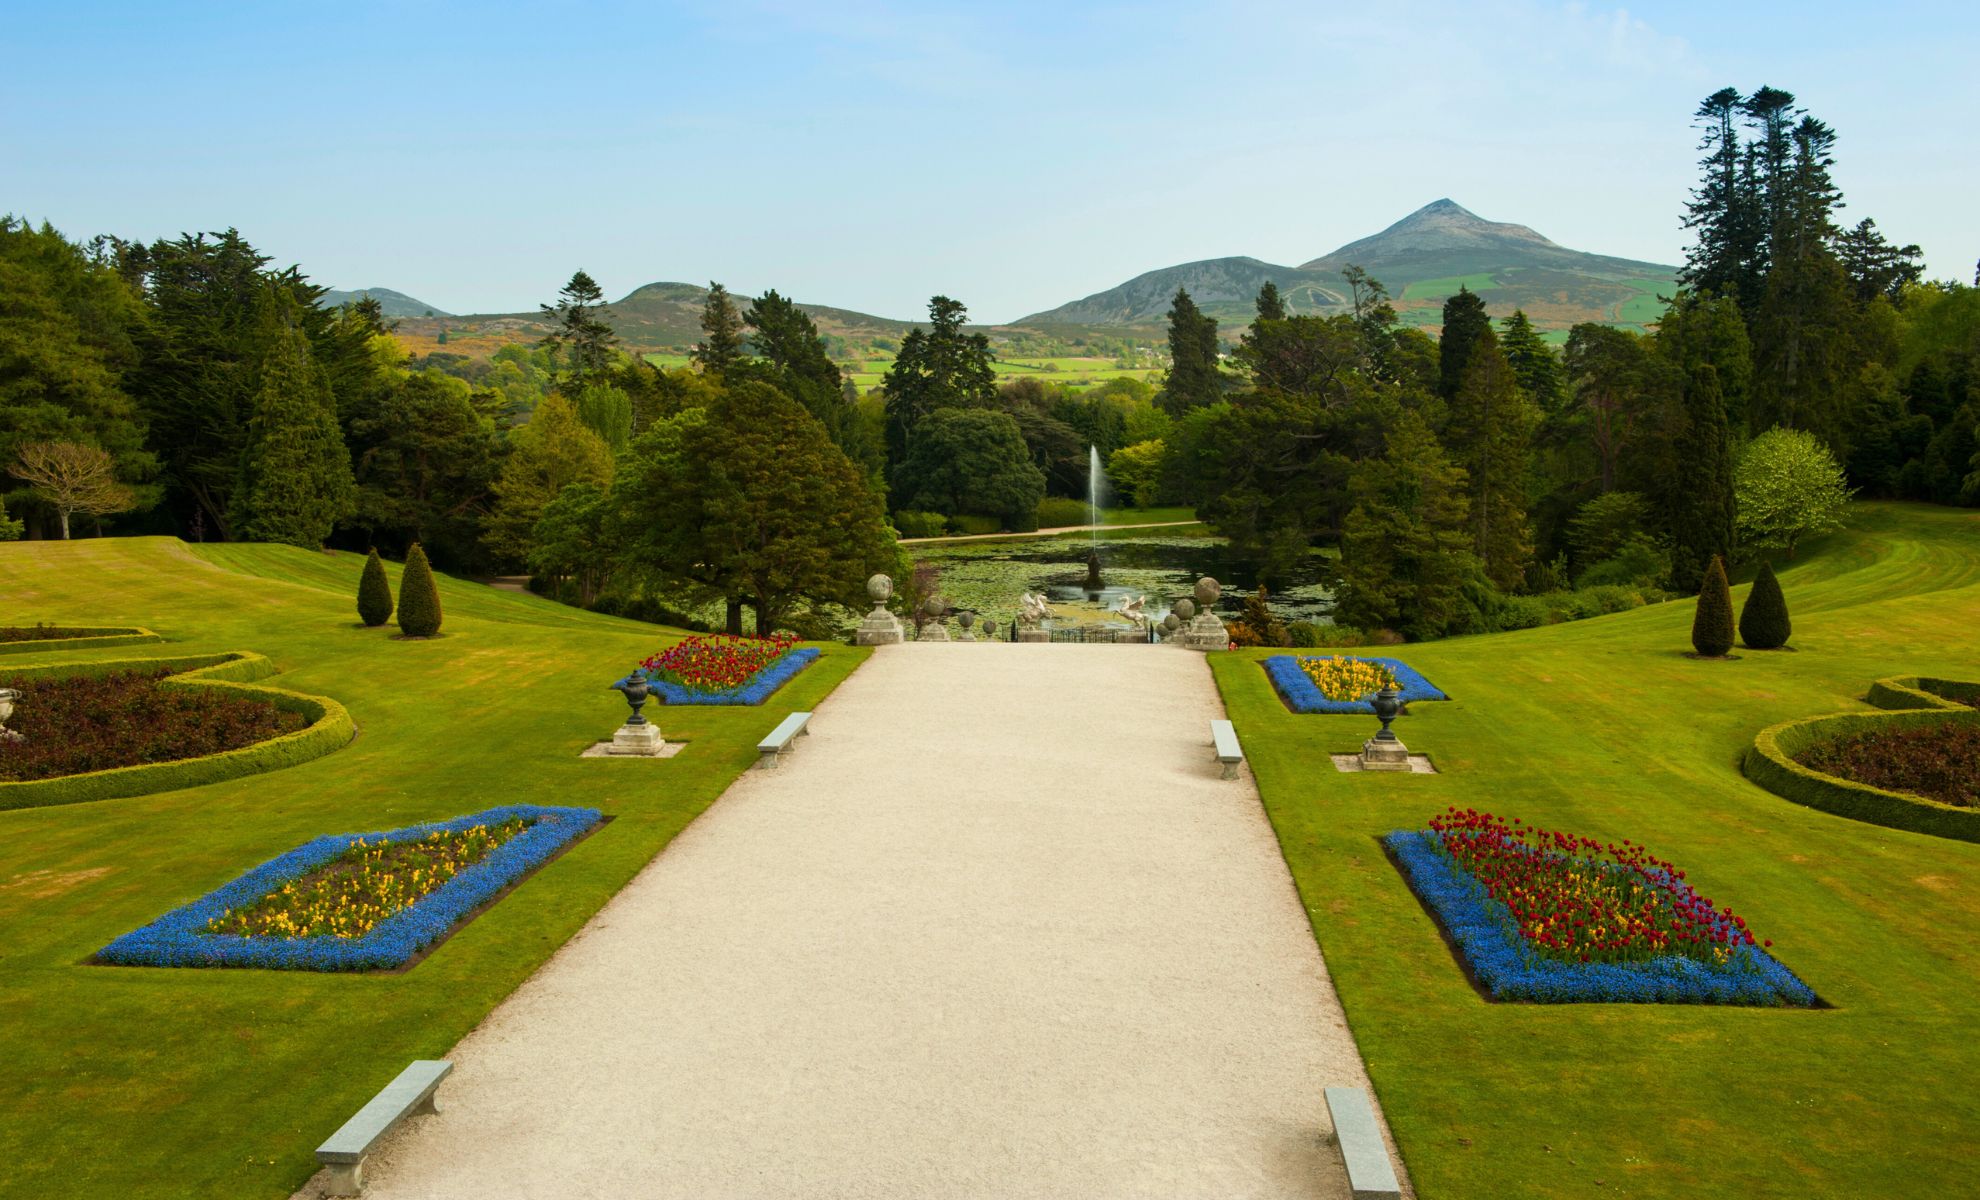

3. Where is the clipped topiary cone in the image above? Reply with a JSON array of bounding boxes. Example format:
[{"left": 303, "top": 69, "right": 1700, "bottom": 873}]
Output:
[
  {"left": 396, "top": 542, "right": 443, "bottom": 638},
  {"left": 1739, "top": 559, "right": 1792, "bottom": 650},
  {"left": 357, "top": 548, "right": 394, "bottom": 627},
  {"left": 1691, "top": 553, "right": 1735, "bottom": 657}
]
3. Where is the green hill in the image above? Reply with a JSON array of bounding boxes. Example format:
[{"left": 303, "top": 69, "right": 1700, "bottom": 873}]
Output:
[{"left": 319, "top": 287, "right": 451, "bottom": 318}]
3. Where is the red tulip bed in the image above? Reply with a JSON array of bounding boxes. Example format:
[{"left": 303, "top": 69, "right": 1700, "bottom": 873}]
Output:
[
  {"left": 1385, "top": 807, "right": 1817, "bottom": 1005},
  {"left": 629, "top": 634, "right": 820, "bottom": 705}
]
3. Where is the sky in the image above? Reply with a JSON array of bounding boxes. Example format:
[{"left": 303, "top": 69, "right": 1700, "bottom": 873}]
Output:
[{"left": 4, "top": 1, "right": 1974, "bottom": 323}]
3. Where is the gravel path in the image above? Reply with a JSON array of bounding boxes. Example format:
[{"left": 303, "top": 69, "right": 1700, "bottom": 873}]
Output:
[{"left": 299, "top": 644, "right": 1406, "bottom": 1199}]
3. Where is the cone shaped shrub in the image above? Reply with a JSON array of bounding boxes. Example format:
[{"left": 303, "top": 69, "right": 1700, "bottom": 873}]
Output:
[
  {"left": 357, "top": 549, "right": 394, "bottom": 627},
  {"left": 1739, "top": 559, "right": 1792, "bottom": 649},
  {"left": 1691, "top": 553, "right": 1734, "bottom": 657},
  {"left": 396, "top": 543, "right": 443, "bottom": 638}
]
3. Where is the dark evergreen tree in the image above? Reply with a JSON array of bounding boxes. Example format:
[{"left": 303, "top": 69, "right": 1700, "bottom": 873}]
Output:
[
  {"left": 1438, "top": 286, "right": 1491, "bottom": 401},
  {"left": 1835, "top": 219, "right": 1924, "bottom": 304},
  {"left": 1445, "top": 329, "right": 1534, "bottom": 591},
  {"left": 882, "top": 296, "right": 998, "bottom": 475},
  {"left": 692, "top": 282, "right": 746, "bottom": 375},
  {"left": 741, "top": 289, "right": 868, "bottom": 468},
  {"left": 538, "top": 270, "right": 617, "bottom": 387},
  {"left": 396, "top": 541, "right": 443, "bottom": 637},
  {"left": 1499, "top": 310, "right": 1566, "bottom": 414},
  {"left": 1667, "top": 363, "right": 1737, "bottom": 591},
  {"left": 234, "top": 317, "right": 355, "bottom": 548},
  {"left": 1690, "top": 553, "right": 1735, "bottom": 657},
  {"left": 1681, "top": 87, "right": 1765, "bottom": 306},
  {"left": 1255, "top": 280, "right": 1287, "bottom": 322},
  {"left": 1337, "top": 411, "right": 1478, "bottom": 640},
  {"left": 357, "top": 548, "right": 393, "bottom": 626},
  {"left": 1739, "top": 559, "right": 1792, "bottom": 649},
  {"left": 1158, "top": 288, "right": 1222, "bottom": 416}
]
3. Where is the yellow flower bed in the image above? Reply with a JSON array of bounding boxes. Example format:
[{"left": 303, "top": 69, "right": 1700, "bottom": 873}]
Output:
[
  {"left": 1298, "top": 656, "right": 1399, "bottom": 702},
  {"left": 206, "top": 819, "right": 527, "bottom": 940}
]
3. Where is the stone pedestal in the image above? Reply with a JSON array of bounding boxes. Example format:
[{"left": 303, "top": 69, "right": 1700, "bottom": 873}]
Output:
[
  {"left": 609, "top": 721, "right": 666, "bottom": 756},
  {"left": 918, "top": 622, "right": 950, "bottom": 642},
  {"left": 1179, "top": 612, "right": 1229, "bottom": 651},
  {"left": 1359, "top": 735, "right": 1412, "bottom": 771},
  {"left": 1016, "top": 627, "right": 1050, "bottom": 643},
  {"left": 855, "top": 608, "right": 904, "bottom": 645}
]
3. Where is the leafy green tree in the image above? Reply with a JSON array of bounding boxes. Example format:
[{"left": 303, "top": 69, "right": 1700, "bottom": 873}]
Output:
[
  {"left": 0, "top": 496, "right": 20, "bottom": 541},
  {"left": 1566, "top": 490, "right": 1653, "bottom": 568},
  {"left": 892, "top": 408, "right": 1046, "bottom": 526},
  {"left": 1735, "top": 426, "right": 1852, "bottom": 556},
  {"left": 573, "top": 382, "right": 633, "bottom": 451},
  {"left": 1666, "top": 363, "right": 1737, "bottom": 590},
  {"left": 692, "top": 282, "right": 746, "bottom": 375},
  {"left": 396, "top": 541, "right": 443, "bottom": 637},
  {"left": 539, "top": 270, "right": 617, "bottom": 387},
  {"left": 10, "top": 440, "right": 136, "bottom": 538},
  {"left": 1158, "top": 288, "right": 1222, "bottom": 416},
  {"left": 482, "top": 394, "right": 614, "bottom": 564},
  {"left": 234, "top": 318, "right": 355, "bottom": 548},
  {"left": 1255, "top": 280, "right": 1287, "bottom": 322},
  {"left": 1739, "top": 559, "right": 1792, "bottom": 649},
  {"left": 1691, "top": 553, "right": 1735, "bottom": 656},
  {"left": 357, "top": 548, "right": 393, "bottom": 626},
  {"left": 1106, "top": 439, "right": 1169, "bottom": 508},
  {"left": 1232, "top": 313, "right": 1361, "bottom": 397},
  {"left": 1337, "top": 412, "right": 1478, "bottom": 640},
  {"left": 1438, "top": 285, "right": 1491, "bottom": 401},
  {"left": 1498, "top": 310, "right": 1565, "bottom": 414},
  {"left": 350, "top": 371, "right": 500, "bottom": 564},
  {"left": 613, "top": 381, "right": 896, "bottom": 634},
  {"left": 528, "top": 482, "right": 616, "bottom": 606},
  {"left": 883, "top": 296, "right": 998, "bottom": 473},
  {"left": 1445, "top": 330, "right": 1534, "bottom": 591}
]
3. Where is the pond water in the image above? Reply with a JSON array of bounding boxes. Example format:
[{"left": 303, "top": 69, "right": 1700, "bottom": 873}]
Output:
[{"left": 908, "top": 530, "right": 1337, "bottom": 633}]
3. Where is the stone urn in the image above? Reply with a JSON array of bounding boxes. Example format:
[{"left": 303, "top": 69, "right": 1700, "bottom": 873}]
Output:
[
  {"left": 1359, "top": 686, "right": 1411, "bottom": 771},
  {"left": 606, "top": 673, "right": 665, "bottom": 755},
  {"left": 856, "top": 573, "right": 906, "bottom": 645}
]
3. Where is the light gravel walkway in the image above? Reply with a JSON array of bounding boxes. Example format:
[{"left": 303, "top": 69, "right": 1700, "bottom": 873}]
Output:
[{"left": 299, "top": 644, "right": 1406, "bottom": 1199}]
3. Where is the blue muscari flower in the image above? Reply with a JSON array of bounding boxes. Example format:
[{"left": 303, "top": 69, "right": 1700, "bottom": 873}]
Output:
[
  {"left": 616, "top": 647, "right": 821, "bottom": 706},
  {"left": 97, "top": 805, "right": 602, "bottom": 972},
  {"left": 1382, "top": 830, "right": 1818, "bottom": 1007},
  {"left": 1262, "top": 655, "right": 1449, "bottom": 715}
]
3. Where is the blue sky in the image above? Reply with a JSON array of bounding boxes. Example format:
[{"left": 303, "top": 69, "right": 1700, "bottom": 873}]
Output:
[{"left": 4, "top": 1, "right": 1973, "bottom": 322}]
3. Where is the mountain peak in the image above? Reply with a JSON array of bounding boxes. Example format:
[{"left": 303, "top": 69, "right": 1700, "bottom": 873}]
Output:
[{"left": 1304, "top": 200, "right": 1561, "bottom": 269}]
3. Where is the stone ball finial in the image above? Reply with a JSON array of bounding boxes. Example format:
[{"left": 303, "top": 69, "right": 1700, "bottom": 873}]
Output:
[
  {"left": 958, "top": 610, "right": 975, "bottom": 629},
  {"left": 1194, "top": 577, "right": 1221, "bottom": 606},
  {"left": 921, "top": 596, "right": 945, "bottom": 618},
  {"left": 1161, "top": 613, "right": 1182, "bottom": 633},
  {"left": 1175, "top": 598, "right": 1197, "bottom": 620},
  {"left": 867, "top": 573, "right": 894, "bottom": 603},
  {"left": 982, "top": 619, "right": 997, "bottom": 637}
]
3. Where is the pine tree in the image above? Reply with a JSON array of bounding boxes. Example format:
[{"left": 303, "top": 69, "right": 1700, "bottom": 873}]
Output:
[
  {"left": 1499, "top": 310, "right": 1566, "bottom": 414},
  {"left": 1681, "top": 87, "right": 1766, "bottom": 306},
  {"left": 1338, "top": 412, "right": 1478, "bottom": 640},
  {"left": 1667, "top": 363, "right": 1736, "bottom": 591},
  {"left": 1691, "top": 553, "right": 1735, "bottom": 657},
  {"left": 692, "top": 282, "right": 746, "bottom": 374},
  {"left": 1446, "top": 330, "right": 1534, "bottom": 591},
  {"left": 357, "top": 548, "right": 393, "bottom": 626},
  {"left": 1438, "top": 286, "right": 1491, "bottom": 401},
  {"left": 1158, "top": 288, "right": 1222, "bottom": 416},
  {"left": 235, "top": 319, "right": 355, "bottom": 548},
  {"left": 1739, "top": 559, "right": 1792, "bottom": 649},
  {"left": 1255, "top": 280, "right": 1287, "bottom": 322},
  {"left": 538, "top": 270, "right": 617, "bottom": 387},
  {"left": 396, "top": 542, "right": 443, "bottom": 637},
  {"left": 882, "top": 296, "right": 999, "bottom": 474}
]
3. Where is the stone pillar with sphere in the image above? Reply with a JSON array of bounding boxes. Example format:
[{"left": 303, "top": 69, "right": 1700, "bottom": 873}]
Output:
[
  {"left": 856, "top": 574, "right": 905, "bottom": 645},
  {"left": 1178, "top": 577, "right": 1230, "bottom": 651}
]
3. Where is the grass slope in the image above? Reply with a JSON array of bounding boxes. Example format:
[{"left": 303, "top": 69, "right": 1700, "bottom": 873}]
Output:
[
  {"left": 1213, "top": 502, "right": 1980, "bottom": 1199},
  {"left": 0, "top": 537, "right": 866, "bottom": 1199}
]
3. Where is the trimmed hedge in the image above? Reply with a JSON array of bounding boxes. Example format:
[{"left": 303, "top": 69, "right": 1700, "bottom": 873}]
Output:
[
  {"left": 1741, "top": 674, "right": 1980, "bottom": 843},
  {"left": 397, "top": 542, "right": 442, "bottom": 637},
  {"left": 0, "top": 651, "right": 355, "bottom": 811},
  {"left": 0, "top": 626, "right": 163, "bottom": 655},
  {"left": 1691, "top": 554, "right": 1734, "bottom": 656},
  {"left": 1739, "top": 560, "right": 1792, "bottom": 649},
  {"left": 357, "top": 549, "right": 393, "bottom": 627}
]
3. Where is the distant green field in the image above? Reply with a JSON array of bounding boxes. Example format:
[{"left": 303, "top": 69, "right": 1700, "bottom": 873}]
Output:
[
  {"left": 1401, "top": 273, "right": 1500, "bottom": 300},
  {"left": 1615, "top": 278, "right": 1674, "bottom": 326}
]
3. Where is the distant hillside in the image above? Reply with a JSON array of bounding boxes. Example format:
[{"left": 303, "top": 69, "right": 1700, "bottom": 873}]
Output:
[
  {"left": 1022, "top": 199, "right": 1679, "bottom": 335},
  {"left": 321, "top": 287, "right": 451, "bottom": 318}
]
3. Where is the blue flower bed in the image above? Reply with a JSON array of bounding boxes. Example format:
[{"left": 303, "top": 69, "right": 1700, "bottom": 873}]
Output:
[
  {"left": 1384, "top": 830, "right": 1818, "bottom": 1006},
  {"left": 1263, "top": 655, "right": 1448, "bottom": 714},
  {"left": 98, "top": 804, "right": 602, "bottom": 971},
  {"left": 615, "top": 647, "right": 820, "bottom": 706}
]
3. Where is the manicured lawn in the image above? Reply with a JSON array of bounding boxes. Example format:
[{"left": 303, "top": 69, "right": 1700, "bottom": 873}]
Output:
[
  {"left": 1212, "top": 502, "right": 1980, "bottom": 1199},
  {"left": 0, "top": 537, "right": 866, "bottom": 1199}
]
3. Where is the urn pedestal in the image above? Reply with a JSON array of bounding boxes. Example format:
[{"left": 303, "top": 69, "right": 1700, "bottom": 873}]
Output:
[{"left": 855, "top": 573, "right": 905, "bottom": 645}]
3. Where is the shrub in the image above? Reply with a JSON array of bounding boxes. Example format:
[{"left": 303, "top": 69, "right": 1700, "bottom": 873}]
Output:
[
  {"left": 1288, "top": 622, "right": 1367, "bottom": 648},
  {"left": 949, "top": 514, "right": 1002, "bottom": 536},
  {"left": 357, "top": 548, "right": 393, "bottom": 627},
  {"left": 1228, "top": 585, "right": 1291, "bottom": 647},
  {"left": 1691, "top": 554, "right": 1734, "bottom": 657},
  {"left": 1577, "top": 538, "right": 1670, "bottom": 589},
  {"left": 1740, "top": 560, "right": 1792, "bottom": 649},
  {"left": 396, "top": 542, "right": 443, "bottom": 637},
  {"left": 1034, "top": 497, "right": 1091, "bottom": 528},
  {"left": 892, "top": 510, "right": 949, "bottom": 539}
]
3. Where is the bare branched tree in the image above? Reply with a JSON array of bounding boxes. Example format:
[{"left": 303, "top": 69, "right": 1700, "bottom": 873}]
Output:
[{"left": 11, "top": 442, "right": 135, "bottom": 539}]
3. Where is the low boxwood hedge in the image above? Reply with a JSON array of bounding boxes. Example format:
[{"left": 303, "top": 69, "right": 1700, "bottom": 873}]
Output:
[
  {"left": 0, "top": 651, "right": 355, "bottom": 811},
  {"left": 0, "top": 626, "right": 163, "bottom": 655},
  {"left": 1741, "top": 674, "right": 1980, "bottom": 843}
]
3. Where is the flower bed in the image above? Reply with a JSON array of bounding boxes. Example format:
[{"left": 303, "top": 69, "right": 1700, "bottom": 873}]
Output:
[
  {"left": 1796, "top": 722, "right": 1979, "bottom": 808},
  {"left": 0, "top": 668, "right": 304, "bottom": 781},
  {"left": 1262, "top": 654, "right": 1447, "bottom": 714},
  {"left": 98, "top": 805, "right": 602, "bottom": 971},
  {"left": 628, "top": 634, "right": 820, "bottom": 705},
  {"left": 1385, "top": 807, "right": 1816, "bottom": 1006}
]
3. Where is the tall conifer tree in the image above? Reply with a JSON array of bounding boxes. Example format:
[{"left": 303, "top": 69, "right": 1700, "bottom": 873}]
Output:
[
  {"left": 539, "top": 270, "right": 617, "bottom": 386},
  {"left": 692, "top": 282, "right": 746, "bottom": 374},
  {"left": 1254, "top": 280, "right": 1287, "bottom": 322},
  {"left": 1445, "top": 329, "right": 1534, "bottom": 591},
  {"left": 234, "top": 318, "right": 355, "bottom": 548},
  {"left": 1158, "top": 288, "right": 1222, "bottom": 416},
  {"left": 1438, "top": 286, "right": 1491, "bottom": 401},
  {"left": 1499, "top": 311, "right": 1566, "bottom": 414},
  {"left": 1667, "top": 363, "right": 1737, "bottom": 590}
]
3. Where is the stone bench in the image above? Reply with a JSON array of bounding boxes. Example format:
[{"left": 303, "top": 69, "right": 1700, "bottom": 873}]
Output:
[
  {"left": 1211, "top": 718, "right": 1243, "bottom": 780},
  {"left": 316, "top": 1059, "right": 452, "bottom": 1196},
  {"left": 1324, "top": 1085, "right": 1402, "bottom": 1199},
  {"left": 757, "top": 711, "right": 812, "bottom": 769}
]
